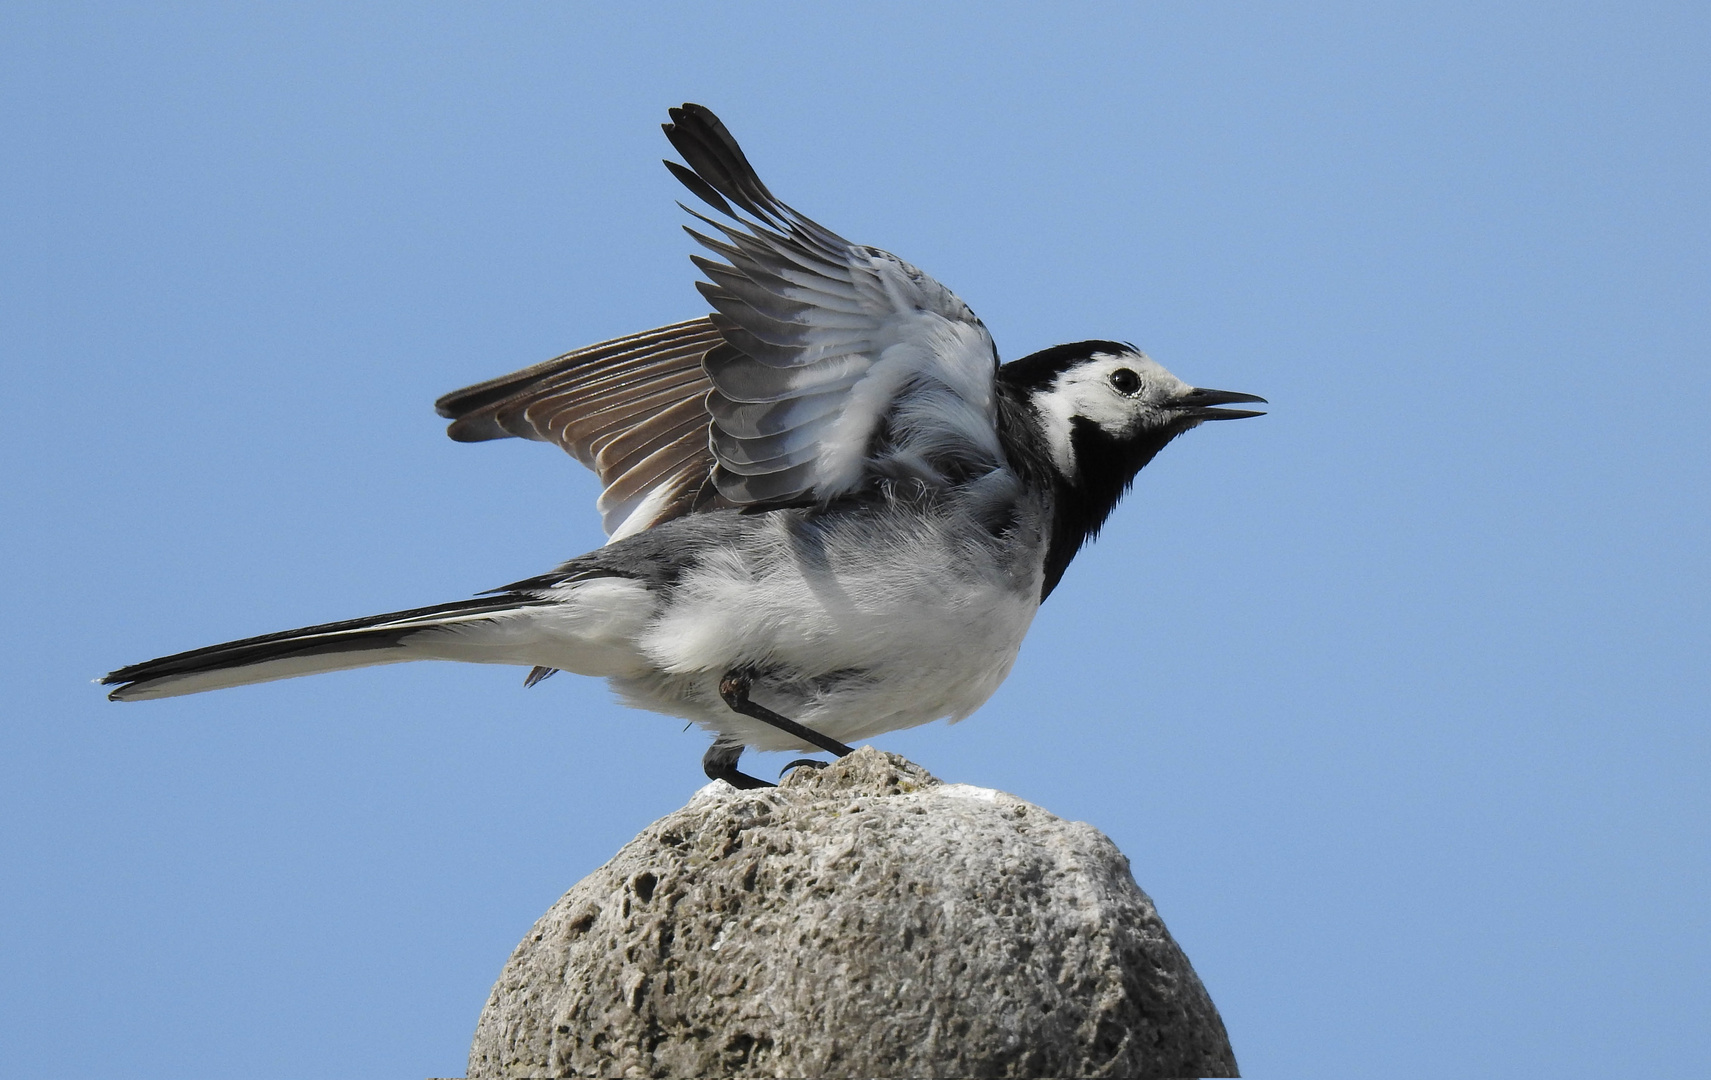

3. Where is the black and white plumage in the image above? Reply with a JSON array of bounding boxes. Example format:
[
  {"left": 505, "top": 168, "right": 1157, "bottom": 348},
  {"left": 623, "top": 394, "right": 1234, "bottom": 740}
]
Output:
[{"left": 102, "top": 104, "right": 1265, "bottom": 789}]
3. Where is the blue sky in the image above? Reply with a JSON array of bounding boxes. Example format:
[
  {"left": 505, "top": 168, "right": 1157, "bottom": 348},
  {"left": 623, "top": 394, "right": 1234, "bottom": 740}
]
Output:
[{"left": 3, "top": 4, "right": 1707, "bottom": 1078}]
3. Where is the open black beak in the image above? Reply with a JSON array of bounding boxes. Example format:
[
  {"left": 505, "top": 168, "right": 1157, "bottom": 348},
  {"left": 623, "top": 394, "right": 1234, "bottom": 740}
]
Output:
[{"left": 1175, "top": 387, "right": 1268, "bottom": 421}]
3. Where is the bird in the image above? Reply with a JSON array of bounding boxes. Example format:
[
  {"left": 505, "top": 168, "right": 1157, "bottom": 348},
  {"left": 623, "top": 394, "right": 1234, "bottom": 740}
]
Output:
[{"left": 101, "top": 103, "right": 1265, "bottom": 790}]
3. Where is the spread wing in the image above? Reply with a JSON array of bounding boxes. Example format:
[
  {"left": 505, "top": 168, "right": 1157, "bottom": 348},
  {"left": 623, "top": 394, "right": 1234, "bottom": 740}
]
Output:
[
  {"left": 434, "top": 318, "right": 727, "bottom": 540},
  {"left": 666, "top": 103, "right": 1002, "bottom": 504},
  {"left": 435, "top": 102, "right": 1003, "bottom": 538}
]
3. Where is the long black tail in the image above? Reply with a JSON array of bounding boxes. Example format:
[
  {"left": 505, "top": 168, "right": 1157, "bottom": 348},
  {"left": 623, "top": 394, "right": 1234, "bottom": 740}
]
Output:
[{"left": 102, "top": 593, "right": 548, "bottom": 701}]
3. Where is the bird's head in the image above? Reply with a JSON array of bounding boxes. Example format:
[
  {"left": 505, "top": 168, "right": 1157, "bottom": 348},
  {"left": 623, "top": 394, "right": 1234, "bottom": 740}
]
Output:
[
  {"left": 998, "top": 340, "right": 1265, "bottom": 597},
  {"left": 1003, "top": 340, "right": 1265, "bottom": 482}
]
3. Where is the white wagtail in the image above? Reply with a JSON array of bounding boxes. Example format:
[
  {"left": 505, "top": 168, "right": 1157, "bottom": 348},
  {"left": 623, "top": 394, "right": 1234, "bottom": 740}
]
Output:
[{"left": 103, "top": 104, "right": 1265, "bottom": 789}]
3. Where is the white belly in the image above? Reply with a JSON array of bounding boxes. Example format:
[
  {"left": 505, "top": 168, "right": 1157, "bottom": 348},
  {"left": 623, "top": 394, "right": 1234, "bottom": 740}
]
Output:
[{"left": 618, "top": 509, "right": 1046, "bottom": 751}]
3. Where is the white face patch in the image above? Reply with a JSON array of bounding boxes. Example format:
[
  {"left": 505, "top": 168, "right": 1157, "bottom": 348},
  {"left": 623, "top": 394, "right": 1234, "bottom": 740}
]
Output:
[{"left": 1031, "top": 350, "right": 1193, "bottom": 478}]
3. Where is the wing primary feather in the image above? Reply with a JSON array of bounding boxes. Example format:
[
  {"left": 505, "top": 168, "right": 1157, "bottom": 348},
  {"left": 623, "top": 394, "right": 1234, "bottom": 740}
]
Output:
[
  {"left": 662, "top": 159, "right": 737, "bottom": 219},
  {"left": 600, "top": 465, "right": 714, "bottom": 539},
  {"left": 518, "top": 366, "right": 710, "bottom": 434},
  {"left": 436, "top": 318, "right": 716, "bottom": 421},
  {"left": 597, "top": 429, "right": 715, "bottom": 511},
  {"left": 664, "top": 107, "right": 788, "bottom": 228},
  {"left": 593, "top": 397, "right": 711, "bottom": 477},
  {"left": 683, "top": 232, "right": 867, "bottom": 316},
  {"left": 678, "top": 204, "right": 849, "bottom": 280},
  {"left": 559, "top": 383, "right": 711, "bottom": 459},
  {"left": 438, "top": 319, "right": 721, "bottom": 445},
  {"left": 666, "top": 105, "right": 855, "bottom": 257},
  {"left": 679, "top": 222, "right": 744, "bottom": 263}
]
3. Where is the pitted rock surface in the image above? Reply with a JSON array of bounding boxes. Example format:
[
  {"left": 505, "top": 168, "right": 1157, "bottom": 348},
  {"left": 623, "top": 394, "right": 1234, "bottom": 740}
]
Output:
[{"left": 468, "top": 747, "right": 1236, "bottom": 1078}]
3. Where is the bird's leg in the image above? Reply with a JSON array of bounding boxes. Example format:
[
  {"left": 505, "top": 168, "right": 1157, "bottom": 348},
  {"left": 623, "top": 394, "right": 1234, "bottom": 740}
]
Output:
[
  {"left": 718, "top": 670, "right": 856, "bottom": 759},
  {"left": 702, "top": 742, "right": 773, "bottom": 790}
]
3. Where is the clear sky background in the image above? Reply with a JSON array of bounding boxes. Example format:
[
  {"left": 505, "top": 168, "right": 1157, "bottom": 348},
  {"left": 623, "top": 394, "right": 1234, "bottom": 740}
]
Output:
[{"left": 3, "top": 4, "right": 1707, "bottom": 1078}]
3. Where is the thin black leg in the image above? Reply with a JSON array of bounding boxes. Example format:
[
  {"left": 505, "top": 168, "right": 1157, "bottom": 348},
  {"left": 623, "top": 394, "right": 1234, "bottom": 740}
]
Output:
[
  {"left": 718, "top": 671, "right": 856, "bottom": 758},
  {"left": 703, "top": 742, "right": 773, "bottom": 790}
]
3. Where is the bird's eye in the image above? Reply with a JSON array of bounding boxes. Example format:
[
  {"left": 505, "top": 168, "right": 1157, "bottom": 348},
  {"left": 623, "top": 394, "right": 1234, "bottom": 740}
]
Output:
[{"left": 1109, "top": 368, "right": 1141, "bottom": 395}]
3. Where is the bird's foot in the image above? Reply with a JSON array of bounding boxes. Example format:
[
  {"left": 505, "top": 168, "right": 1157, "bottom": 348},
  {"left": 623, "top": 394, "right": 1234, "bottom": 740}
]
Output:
[
  {"left": 703, "top": 743, "right": 773, "bottom": 790},
  {"left": 779, "top": 757, "right": 830, "bottom": 779}
]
